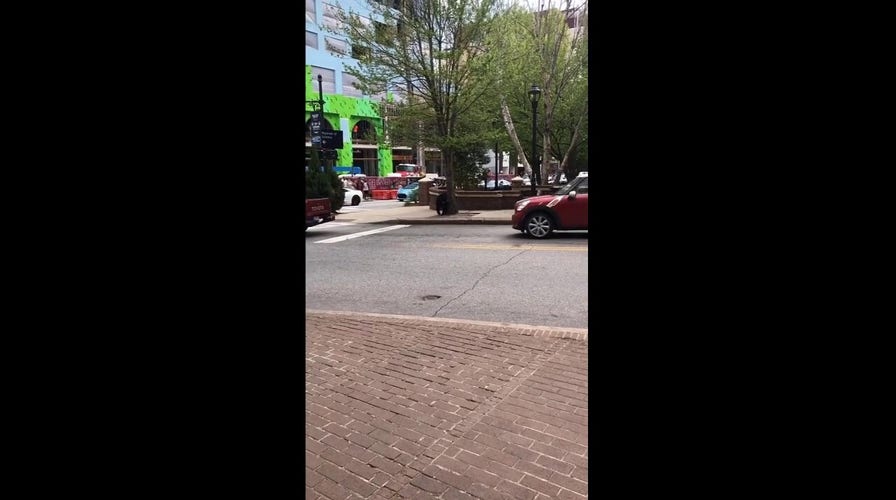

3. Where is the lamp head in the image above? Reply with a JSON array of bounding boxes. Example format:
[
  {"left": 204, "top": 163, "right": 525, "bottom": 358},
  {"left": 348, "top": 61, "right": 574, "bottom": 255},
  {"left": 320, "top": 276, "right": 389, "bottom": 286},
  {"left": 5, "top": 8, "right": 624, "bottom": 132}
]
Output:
[{"left": 528, "top": 85, "right": 541, "bottom": 103}]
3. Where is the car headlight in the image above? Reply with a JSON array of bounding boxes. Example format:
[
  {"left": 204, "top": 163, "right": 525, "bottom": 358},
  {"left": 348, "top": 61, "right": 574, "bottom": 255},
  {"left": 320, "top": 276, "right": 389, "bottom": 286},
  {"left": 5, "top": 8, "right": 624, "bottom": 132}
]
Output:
[{"left": 515, "top": 200, "right": 530, "bottom": 211}]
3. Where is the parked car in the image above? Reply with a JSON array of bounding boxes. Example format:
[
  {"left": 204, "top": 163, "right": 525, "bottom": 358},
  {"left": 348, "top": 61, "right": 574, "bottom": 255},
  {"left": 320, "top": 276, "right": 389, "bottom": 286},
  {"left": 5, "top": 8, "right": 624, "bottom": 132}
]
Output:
[
  {"left": 477, "top": 179, "right": 512, "bottom": 190},
  {"left": 343, "top": 186, "right": 362, "bottom": 206},
  {"left": 547, "top": 173, "right": 568, "bottom": 184},
  {"left": 396, "top": 181, "right": 419, "bottom": 202},
  {"left": 511, "top": 172, "right": 588, "bottom": 239}
]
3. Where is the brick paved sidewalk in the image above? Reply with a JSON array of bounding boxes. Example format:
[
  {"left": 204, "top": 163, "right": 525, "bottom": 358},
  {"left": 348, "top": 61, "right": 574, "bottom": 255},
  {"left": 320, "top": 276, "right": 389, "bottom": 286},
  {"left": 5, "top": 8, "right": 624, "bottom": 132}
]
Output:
[{"left": 306, "top": 310, "right": 588, "bottom": 500}]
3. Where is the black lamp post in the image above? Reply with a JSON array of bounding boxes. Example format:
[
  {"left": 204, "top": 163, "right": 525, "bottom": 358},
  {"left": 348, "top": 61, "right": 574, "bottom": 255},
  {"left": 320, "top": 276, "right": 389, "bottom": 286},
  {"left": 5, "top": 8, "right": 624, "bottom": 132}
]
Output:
[
  {"left": 318, "top": 74, "right": 324, "bottom": 110},
  {"left": 318, "top": 75, "right": 327, "bottom": 168},
  {"left": 528, "top": 84, "right": 541, "bottom": 195},
  {"left": 492, "top": 118, "right": 501, "bottom": 191}
]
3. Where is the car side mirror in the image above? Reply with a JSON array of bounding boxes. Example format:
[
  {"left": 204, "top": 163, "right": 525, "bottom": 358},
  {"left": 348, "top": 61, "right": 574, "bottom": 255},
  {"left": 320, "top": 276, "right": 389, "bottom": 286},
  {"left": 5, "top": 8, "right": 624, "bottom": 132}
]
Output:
[{"left": 568, "top": 190, "right": 577, "bottom": 199}]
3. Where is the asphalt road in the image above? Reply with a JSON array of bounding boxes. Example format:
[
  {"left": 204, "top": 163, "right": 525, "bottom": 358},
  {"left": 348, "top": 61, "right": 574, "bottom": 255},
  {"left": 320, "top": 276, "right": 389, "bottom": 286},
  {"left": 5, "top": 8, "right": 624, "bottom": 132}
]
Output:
[{"left": 305, "top": 223, "right": 588, "bottom": 328}]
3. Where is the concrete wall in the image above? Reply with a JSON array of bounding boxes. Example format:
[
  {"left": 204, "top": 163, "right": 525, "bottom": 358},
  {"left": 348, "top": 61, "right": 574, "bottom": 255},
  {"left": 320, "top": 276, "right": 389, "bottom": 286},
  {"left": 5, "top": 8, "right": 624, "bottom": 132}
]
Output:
[{"left": 428, "top": 189, "right": 527, "bottom": 210}]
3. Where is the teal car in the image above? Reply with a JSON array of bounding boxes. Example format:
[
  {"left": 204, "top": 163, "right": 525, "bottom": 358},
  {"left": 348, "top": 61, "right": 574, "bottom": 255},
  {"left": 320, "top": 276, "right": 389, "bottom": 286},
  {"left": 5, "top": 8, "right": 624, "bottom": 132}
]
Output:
[{"left": 396, "top": 182, "right": 419, "bottom": 202}]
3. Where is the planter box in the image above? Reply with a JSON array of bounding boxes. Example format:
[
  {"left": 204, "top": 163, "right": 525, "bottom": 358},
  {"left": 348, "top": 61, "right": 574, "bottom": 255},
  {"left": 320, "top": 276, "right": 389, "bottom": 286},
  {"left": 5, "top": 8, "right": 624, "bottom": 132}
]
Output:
[{"left": 428, "top": 189, "right": 526, "bottom": 210}]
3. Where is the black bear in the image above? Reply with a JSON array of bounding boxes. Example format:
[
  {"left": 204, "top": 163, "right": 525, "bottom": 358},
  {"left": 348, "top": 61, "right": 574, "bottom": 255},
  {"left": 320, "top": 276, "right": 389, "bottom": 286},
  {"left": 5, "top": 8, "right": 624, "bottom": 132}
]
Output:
[{"left": 435, "top": 193, "right": 448, "bottom": 216}]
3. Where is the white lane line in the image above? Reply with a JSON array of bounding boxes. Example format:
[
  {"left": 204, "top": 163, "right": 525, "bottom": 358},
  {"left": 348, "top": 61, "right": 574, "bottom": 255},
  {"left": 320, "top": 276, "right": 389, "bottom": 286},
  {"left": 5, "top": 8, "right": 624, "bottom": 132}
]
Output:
[
  {"left": 305, "top": 222, "right": 357, "bottom": 231},
  {"left": 314, "top": 224, "right": 411, "bottom": 244}
]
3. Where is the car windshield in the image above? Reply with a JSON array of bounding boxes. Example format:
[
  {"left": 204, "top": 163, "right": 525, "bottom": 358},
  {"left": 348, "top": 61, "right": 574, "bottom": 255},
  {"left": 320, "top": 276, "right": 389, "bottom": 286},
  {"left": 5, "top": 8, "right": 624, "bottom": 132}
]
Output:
[
  {"left": 404, "top": 182, "right": 418, "bottom": 189},
  {"left": 556, "top": 176, "right": 587, "bottom": 195}
]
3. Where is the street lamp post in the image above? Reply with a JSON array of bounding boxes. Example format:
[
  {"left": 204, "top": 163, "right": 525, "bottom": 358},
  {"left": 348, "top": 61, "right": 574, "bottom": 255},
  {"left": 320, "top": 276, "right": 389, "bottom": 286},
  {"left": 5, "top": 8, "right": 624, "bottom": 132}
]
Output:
[
  {"left": 318, "top": 75, "right": 328, "bottom": 169},
  {"left": 318, "top": 74, "right": 324, "bottom": 110},
  {"left": 528, "top": 85, "right": 541, "bottom": 195},
  {"left": 492, "top": 118, "right": 501, "bottom": 191}
]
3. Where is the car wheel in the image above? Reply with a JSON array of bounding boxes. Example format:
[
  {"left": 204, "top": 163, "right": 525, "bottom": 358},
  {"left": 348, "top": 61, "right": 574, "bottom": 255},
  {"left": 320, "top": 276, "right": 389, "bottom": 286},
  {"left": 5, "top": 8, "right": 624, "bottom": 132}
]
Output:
[
  {"left": 524, "top": 212, "right": 554, "bottom": 239},
  {"left": 352, "top": 195, "right": 361, "bottom": 206}
]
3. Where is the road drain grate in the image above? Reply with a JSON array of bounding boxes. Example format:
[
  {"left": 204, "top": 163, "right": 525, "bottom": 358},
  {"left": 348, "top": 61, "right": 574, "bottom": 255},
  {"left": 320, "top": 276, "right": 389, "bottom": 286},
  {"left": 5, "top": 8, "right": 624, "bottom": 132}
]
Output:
[{"left": 421, "top": 295, "right": 441, "bottom": 300}]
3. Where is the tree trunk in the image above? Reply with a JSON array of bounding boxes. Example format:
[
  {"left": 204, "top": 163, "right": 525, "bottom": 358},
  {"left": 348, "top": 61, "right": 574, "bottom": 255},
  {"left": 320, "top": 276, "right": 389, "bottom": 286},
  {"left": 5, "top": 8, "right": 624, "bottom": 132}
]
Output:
[
  {"left": 500, "top": 98, "right": 531, "bottom": 176},
  {"left": 444, "top": 149, "right": 459, "bottom": 215},
  {"left": 542, "top": 100, "right": 553, "bottom": 186},
  {"left": 558, "top": 106, "right": 586, "bottom": 174}
]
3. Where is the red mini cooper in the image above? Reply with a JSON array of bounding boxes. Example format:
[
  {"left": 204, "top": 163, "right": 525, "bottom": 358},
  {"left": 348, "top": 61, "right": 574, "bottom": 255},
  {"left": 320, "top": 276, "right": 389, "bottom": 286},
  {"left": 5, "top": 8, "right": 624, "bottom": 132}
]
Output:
[{"left": 512, "top": 172, "right": 588, "bottom": 239}]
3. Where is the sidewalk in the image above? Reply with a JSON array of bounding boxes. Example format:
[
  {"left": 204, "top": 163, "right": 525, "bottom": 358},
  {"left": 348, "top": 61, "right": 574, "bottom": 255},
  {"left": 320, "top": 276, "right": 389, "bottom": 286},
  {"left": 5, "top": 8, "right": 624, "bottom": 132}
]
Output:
[
  {"left": 306, "top": 310, "right": 588, "bottom": 500},
  {"left": 336, "top": 202, "right": 515, "bottom": 225}
]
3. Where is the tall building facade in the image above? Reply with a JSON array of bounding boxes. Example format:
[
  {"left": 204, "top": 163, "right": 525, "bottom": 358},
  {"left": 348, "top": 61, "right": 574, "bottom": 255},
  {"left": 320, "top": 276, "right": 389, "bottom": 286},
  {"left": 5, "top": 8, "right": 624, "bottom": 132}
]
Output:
[
  {"left": 305, "top": 0, "right": 391, "bottom": 176},
  {"left": 305, "top": 0, "right": 444, "bottom": 176}
]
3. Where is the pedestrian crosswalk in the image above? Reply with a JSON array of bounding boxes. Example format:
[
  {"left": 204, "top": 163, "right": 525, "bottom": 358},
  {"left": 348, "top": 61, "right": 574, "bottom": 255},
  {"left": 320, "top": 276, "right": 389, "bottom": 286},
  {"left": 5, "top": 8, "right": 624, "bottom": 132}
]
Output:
[
  {"left": 313, "top": 224, "right": 410, "bottom": 243},
  {"left": 307, "top": 221, "right": 357, "bottom": 228}
]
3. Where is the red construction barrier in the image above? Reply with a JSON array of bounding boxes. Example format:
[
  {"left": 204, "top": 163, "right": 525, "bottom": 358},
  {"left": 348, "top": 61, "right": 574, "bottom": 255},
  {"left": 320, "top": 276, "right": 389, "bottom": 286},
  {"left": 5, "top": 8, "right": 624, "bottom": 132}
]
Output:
[{"left": 371, "top": 190, "right": 398, "bottom": 200}]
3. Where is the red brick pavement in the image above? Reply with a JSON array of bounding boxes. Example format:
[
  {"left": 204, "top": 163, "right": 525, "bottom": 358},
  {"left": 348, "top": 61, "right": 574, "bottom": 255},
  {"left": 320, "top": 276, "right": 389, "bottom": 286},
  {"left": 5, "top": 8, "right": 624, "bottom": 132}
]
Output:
[{"left": 306, "top": 310, "right": 588, "bottom": 500}]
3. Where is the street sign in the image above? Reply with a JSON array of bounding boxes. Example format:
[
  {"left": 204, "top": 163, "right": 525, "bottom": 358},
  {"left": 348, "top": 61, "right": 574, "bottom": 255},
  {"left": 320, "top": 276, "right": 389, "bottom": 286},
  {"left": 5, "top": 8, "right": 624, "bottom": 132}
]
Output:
[
  {"left": 321, "top": 150, "right": 337, "bottom": 159},
  {"left": 311, "top": 136, "right": 321, "bottom": 144},
  {"left": 320, "top": 130, "right": 343, "bottom": 149}
]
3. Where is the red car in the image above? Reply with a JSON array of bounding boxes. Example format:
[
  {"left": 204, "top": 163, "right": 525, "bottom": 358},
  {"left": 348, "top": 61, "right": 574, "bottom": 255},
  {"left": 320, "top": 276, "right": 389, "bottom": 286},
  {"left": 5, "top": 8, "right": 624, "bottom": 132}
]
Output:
[{"left": 512, "top": 172, "right": 588, "bottom": 238}]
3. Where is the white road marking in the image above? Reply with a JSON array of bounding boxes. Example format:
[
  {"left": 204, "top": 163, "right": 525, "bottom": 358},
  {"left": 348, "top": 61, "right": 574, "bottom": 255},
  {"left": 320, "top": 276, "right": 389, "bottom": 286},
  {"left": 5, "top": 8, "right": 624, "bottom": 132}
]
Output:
[
  {"left": 314, "top": 224, "right": 411, "bottom": 243},
  {"left": 313, "top": 222, "right": 357, "bottom": 226}
]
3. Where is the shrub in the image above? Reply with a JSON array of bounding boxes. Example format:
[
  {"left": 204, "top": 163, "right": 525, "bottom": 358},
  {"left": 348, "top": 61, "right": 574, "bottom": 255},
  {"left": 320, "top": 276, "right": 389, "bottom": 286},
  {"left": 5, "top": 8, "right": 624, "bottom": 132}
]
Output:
[{"left": 305, "top": 164, "right": 344, "bottom": 212}]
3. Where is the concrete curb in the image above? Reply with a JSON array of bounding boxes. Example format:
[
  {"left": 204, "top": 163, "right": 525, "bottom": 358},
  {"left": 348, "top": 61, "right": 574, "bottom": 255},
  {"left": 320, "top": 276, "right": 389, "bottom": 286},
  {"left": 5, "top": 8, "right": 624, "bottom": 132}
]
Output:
[
  {"left": 307, "top": 309, "right": 588, "bottom": 340},
  {"left": 334, "top": 203, "right": 516, "bottom": 225},
  {"left": 393, "top": 218, "right": 511, "bottom": 225},
  {"left": 337, "top": 218, "right": 511, "bottom": 225}
]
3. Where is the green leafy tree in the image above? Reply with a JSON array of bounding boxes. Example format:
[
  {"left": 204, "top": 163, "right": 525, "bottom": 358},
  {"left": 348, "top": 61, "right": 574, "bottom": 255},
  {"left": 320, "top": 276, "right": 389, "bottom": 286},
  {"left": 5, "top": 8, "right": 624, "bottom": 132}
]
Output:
[
  {"left": 483, "top": 0, "right": 588, "bottom": 185},
  {"left": 334, "top": 0, "right": 507, "bottom": 215},
  {"left": 443, "top": 106, "right": 492, "bottom": 189},
  {"left": 305, "top": 160, "right": 344, "bottom": 212},
  {"left": 450, "top": 143, "right": 491, "bottom": 189}
]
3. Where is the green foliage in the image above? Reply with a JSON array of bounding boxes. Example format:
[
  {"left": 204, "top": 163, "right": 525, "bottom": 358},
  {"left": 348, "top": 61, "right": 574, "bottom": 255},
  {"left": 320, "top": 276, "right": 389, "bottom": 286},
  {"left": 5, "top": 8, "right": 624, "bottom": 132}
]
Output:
[
  {"left": 305, "top": 161, "right": 345, "bottom": 212},
  {"left": 481, "top": 2, "right": 589, "bottom": 177},
  {"left": 453, "top": 148, "right": 491, "bottom": 190},
  {"left": 335, "top": 0, "right": 506, "bottom": 215}
]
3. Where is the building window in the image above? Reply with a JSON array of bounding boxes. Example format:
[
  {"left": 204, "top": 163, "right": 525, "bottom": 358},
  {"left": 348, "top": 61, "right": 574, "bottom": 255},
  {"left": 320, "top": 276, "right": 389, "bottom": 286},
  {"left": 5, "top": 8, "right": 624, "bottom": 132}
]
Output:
[
  {"left": 374, "top": 22, "right": 396, "bottom": 45},
  {"left": 325, "top": 37, "right": 348, "bottom": 56},
  {"left": 311, "top": 66, "right": 336, "bottom": 94},
  {"left": 351, "top": 44, "right": 370, "bottom": 61},
  {"left": 305, "top": 0, "right": 315, "bottom": 24},
  {"left": 342, "top": 73, "right": 364, "bottom": 97},
  {"left": 375, "top": 0, "right": 402, "bottom": 9},
  {"left": 322, "top": 3, "right": 344, "bottom": 30},
  {"left": 305, "top": 31, "right": 318, "bottom": 49}
]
